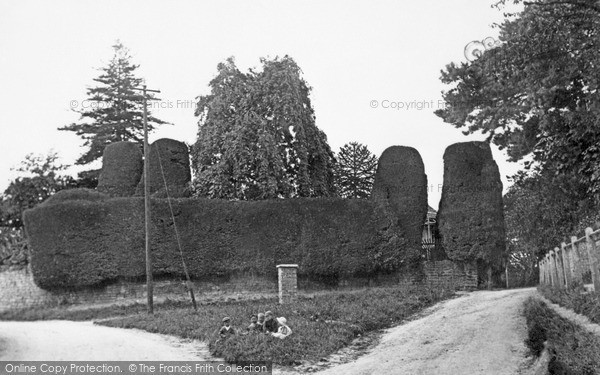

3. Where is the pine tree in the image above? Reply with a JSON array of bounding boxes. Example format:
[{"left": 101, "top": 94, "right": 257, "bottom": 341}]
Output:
[
  {"left": 59, "top": 41, "right": 167, "bottom": 166},
  {"left": 334, "top": 142, "right": 378, "bottom": 198},
  {"left": 192, "top": 56, "right": 336, "bottom": 200}
]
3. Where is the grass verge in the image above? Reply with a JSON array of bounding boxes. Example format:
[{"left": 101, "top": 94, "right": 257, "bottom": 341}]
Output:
[
  {"left": 0, "top": 300, "right": 157, "bottom": 321},
  {"left": 96, "top": 286, "right": 453, "bottom": 365},
  {"left": 523, "top": 297, "right": 600, "bottom": 374},
  {"left": 538, "top": 284, "right": 600, "bottom": 324}
]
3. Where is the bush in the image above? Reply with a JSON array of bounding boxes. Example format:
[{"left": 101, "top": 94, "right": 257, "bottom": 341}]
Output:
[
  {"left": 523, "top": 297, "right": 600, "bottom": 374},
  {"left": 23, "top": 196, "right": 420, "bottom": 289},
  {"left": 0, "top": 227, "right": 28, "bottom": 268},
  {"left": 525, "top": 321, "right": 546, "bottom": 357}
]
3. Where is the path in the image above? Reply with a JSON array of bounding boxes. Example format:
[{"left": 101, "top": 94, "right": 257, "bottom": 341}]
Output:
[
  {"left": 315, "top": 288, "right": 536, "bottom": 375},
  {"left": 0, "top": 320, "right": 209, "bottom": 360}
]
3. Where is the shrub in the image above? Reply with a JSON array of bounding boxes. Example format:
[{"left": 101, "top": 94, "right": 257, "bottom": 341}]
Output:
[
  {"left": 525, "top": 321, "right": 546, "bottom": 357},
  {"left": 0, "top": 227, "right": 28, "bottom": 268}
]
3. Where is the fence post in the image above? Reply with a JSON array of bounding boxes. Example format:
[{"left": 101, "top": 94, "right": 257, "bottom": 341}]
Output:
[
  {"left": 585, "top": 227, "right": 600, "bottom": 292},
  {"left": 544, "top": 254, "right": 549, "bottom": 286},
  {"left": 542, "top": 259, "right": 547, "bottom": 285},
  {"left": 553, "top": 247, "right": 566, "bottom": 288},
  {"left": 549, "top": 250, "right": 558, "bottom": 287},
  {"left": 561, "top": 242, "right": 572, "bottom": 288},
  {"left": 570, "top": 236, "right": 582, "bottom": 285}
]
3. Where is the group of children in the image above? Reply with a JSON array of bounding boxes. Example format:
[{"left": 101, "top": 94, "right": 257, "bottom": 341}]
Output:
[{"left": 219, "top": 310, "right": 292, "bottom": 340}]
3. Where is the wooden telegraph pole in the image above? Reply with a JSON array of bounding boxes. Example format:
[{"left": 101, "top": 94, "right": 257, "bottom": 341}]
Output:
[{"left": 134, "top": 84, "right": 160, "bottom": 314}]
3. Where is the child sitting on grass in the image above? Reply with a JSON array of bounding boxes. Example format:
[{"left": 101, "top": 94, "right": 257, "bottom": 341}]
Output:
[
  {"left": 271, "top": 317, "right": 292, "bottom": 339},
  {"left": 255, "top": 313, "right": 265, "bottom": 332},
  {"left": 246, "top": 314, "right": 259, "bottom": 333},
  {"left": 264, "top": 310, "right": 279, "bottom": 333},
  {"left": 219, "top": 317, "right": 236, "bottom": 338}
]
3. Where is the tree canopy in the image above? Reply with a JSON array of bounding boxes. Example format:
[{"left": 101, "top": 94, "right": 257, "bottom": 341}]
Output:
[
  {"left": 191, "top": 56, "right": 336, "bottom": 200},
  {"left": 59, "top": 41, "right": 167, "bottom": 166},
  {"left": 334, "top": 142, "right": 378, "bottom": 199},
  {"left": 1, "top": 152, "right": 75, "bottom": 228},
  {"left": 436, "top": 0, "right": 600, "bottom": 199}
]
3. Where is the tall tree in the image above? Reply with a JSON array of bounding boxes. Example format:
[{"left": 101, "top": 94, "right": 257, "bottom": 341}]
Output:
[
  {"left": 59, "top": 41, "right": 167, "bottom": 166},
  {"left": 436, "top": 1, "right": 600, "bottom": 200},
  {"left": 1, "top": 152, "right": 75, "bottom": 228},
  {"left": 334, "top": 142, "right": 378, "bottom": 198},
  {"left": 503, "top": 169, "right": 594, "bottom": 285},
  {"left": 192, "top": 56, "right": 336, "bottom": 200}
]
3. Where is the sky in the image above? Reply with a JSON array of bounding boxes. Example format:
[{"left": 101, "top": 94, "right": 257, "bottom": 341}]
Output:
[{"left": 0, "top": 0, "right": 524, "bottom": 208}]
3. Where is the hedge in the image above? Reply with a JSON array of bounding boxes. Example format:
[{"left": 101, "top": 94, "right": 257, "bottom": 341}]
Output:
[
  {"left": 97, "top": 141, "right": 143, "bottom": 197},
  {"left": 371, "top": 146, "right": 428, "bottom": 263},
  {"left": 23, "top": 193, "right": 419, "bottom": 289},
  {"left": 135, "top": 138, "right": 191, "bottom": 198},
  {"left": 437, "top": 141, "right": 505, "bottom": 280},
  {"left": 42, "top": 188, "right": 109, "bottom": 205}
]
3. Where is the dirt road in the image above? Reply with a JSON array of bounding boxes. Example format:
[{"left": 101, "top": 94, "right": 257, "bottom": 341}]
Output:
[
  {"left": 317, "top": 288, "right": 536, "bottom": 375},
  {"left": 0, "top": 320, "right": 209, "bottom": 360}
]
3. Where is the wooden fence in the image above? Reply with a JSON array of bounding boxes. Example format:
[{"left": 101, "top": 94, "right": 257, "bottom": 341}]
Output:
[{"left": 539, "top": 227, "right": 600, "bottom": 291}]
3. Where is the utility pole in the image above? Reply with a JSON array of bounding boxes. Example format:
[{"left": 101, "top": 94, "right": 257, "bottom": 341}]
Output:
[{"left": 134, "top": 84, "right": 160, "bottom": 314}]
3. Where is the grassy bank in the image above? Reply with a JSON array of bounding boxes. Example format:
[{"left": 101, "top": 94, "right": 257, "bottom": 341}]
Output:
[
  {"left": 96, "top": 286, "right": 452, "bottom": 365},
  {"left": 538, "top": 284, "right": 600, "bottom": 324},
  {"left": 523, "top": 297, "right": 600, "bottom": 374},
  {"left": 0, "top": 300, "right": 153, "bottom": 321}
]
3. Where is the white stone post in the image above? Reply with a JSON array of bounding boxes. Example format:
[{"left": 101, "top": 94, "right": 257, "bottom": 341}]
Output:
[{"left": 277, "top": 264, "right": 298, "bottom": 304}]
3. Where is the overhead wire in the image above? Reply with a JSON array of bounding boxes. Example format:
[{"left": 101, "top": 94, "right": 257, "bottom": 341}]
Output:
[{"left": 156, "top": 144, "right": 198, "bottom": 310}]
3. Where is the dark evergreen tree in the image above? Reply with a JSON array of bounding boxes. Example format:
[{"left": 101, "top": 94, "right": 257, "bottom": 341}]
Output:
[
  {"left": 334, "top": 142, "right": 378, "bottom": 198},
  {"left": 192, "top": 56, "right": 335, "bottom": 200},
  {"left": 59, "top": 41, "right": 167, "bottom": 166}
]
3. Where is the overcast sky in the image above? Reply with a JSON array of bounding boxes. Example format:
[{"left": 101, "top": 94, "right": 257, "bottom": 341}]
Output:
[{"left": 0, "top": 0, "right": 523, "bottom": 207}]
